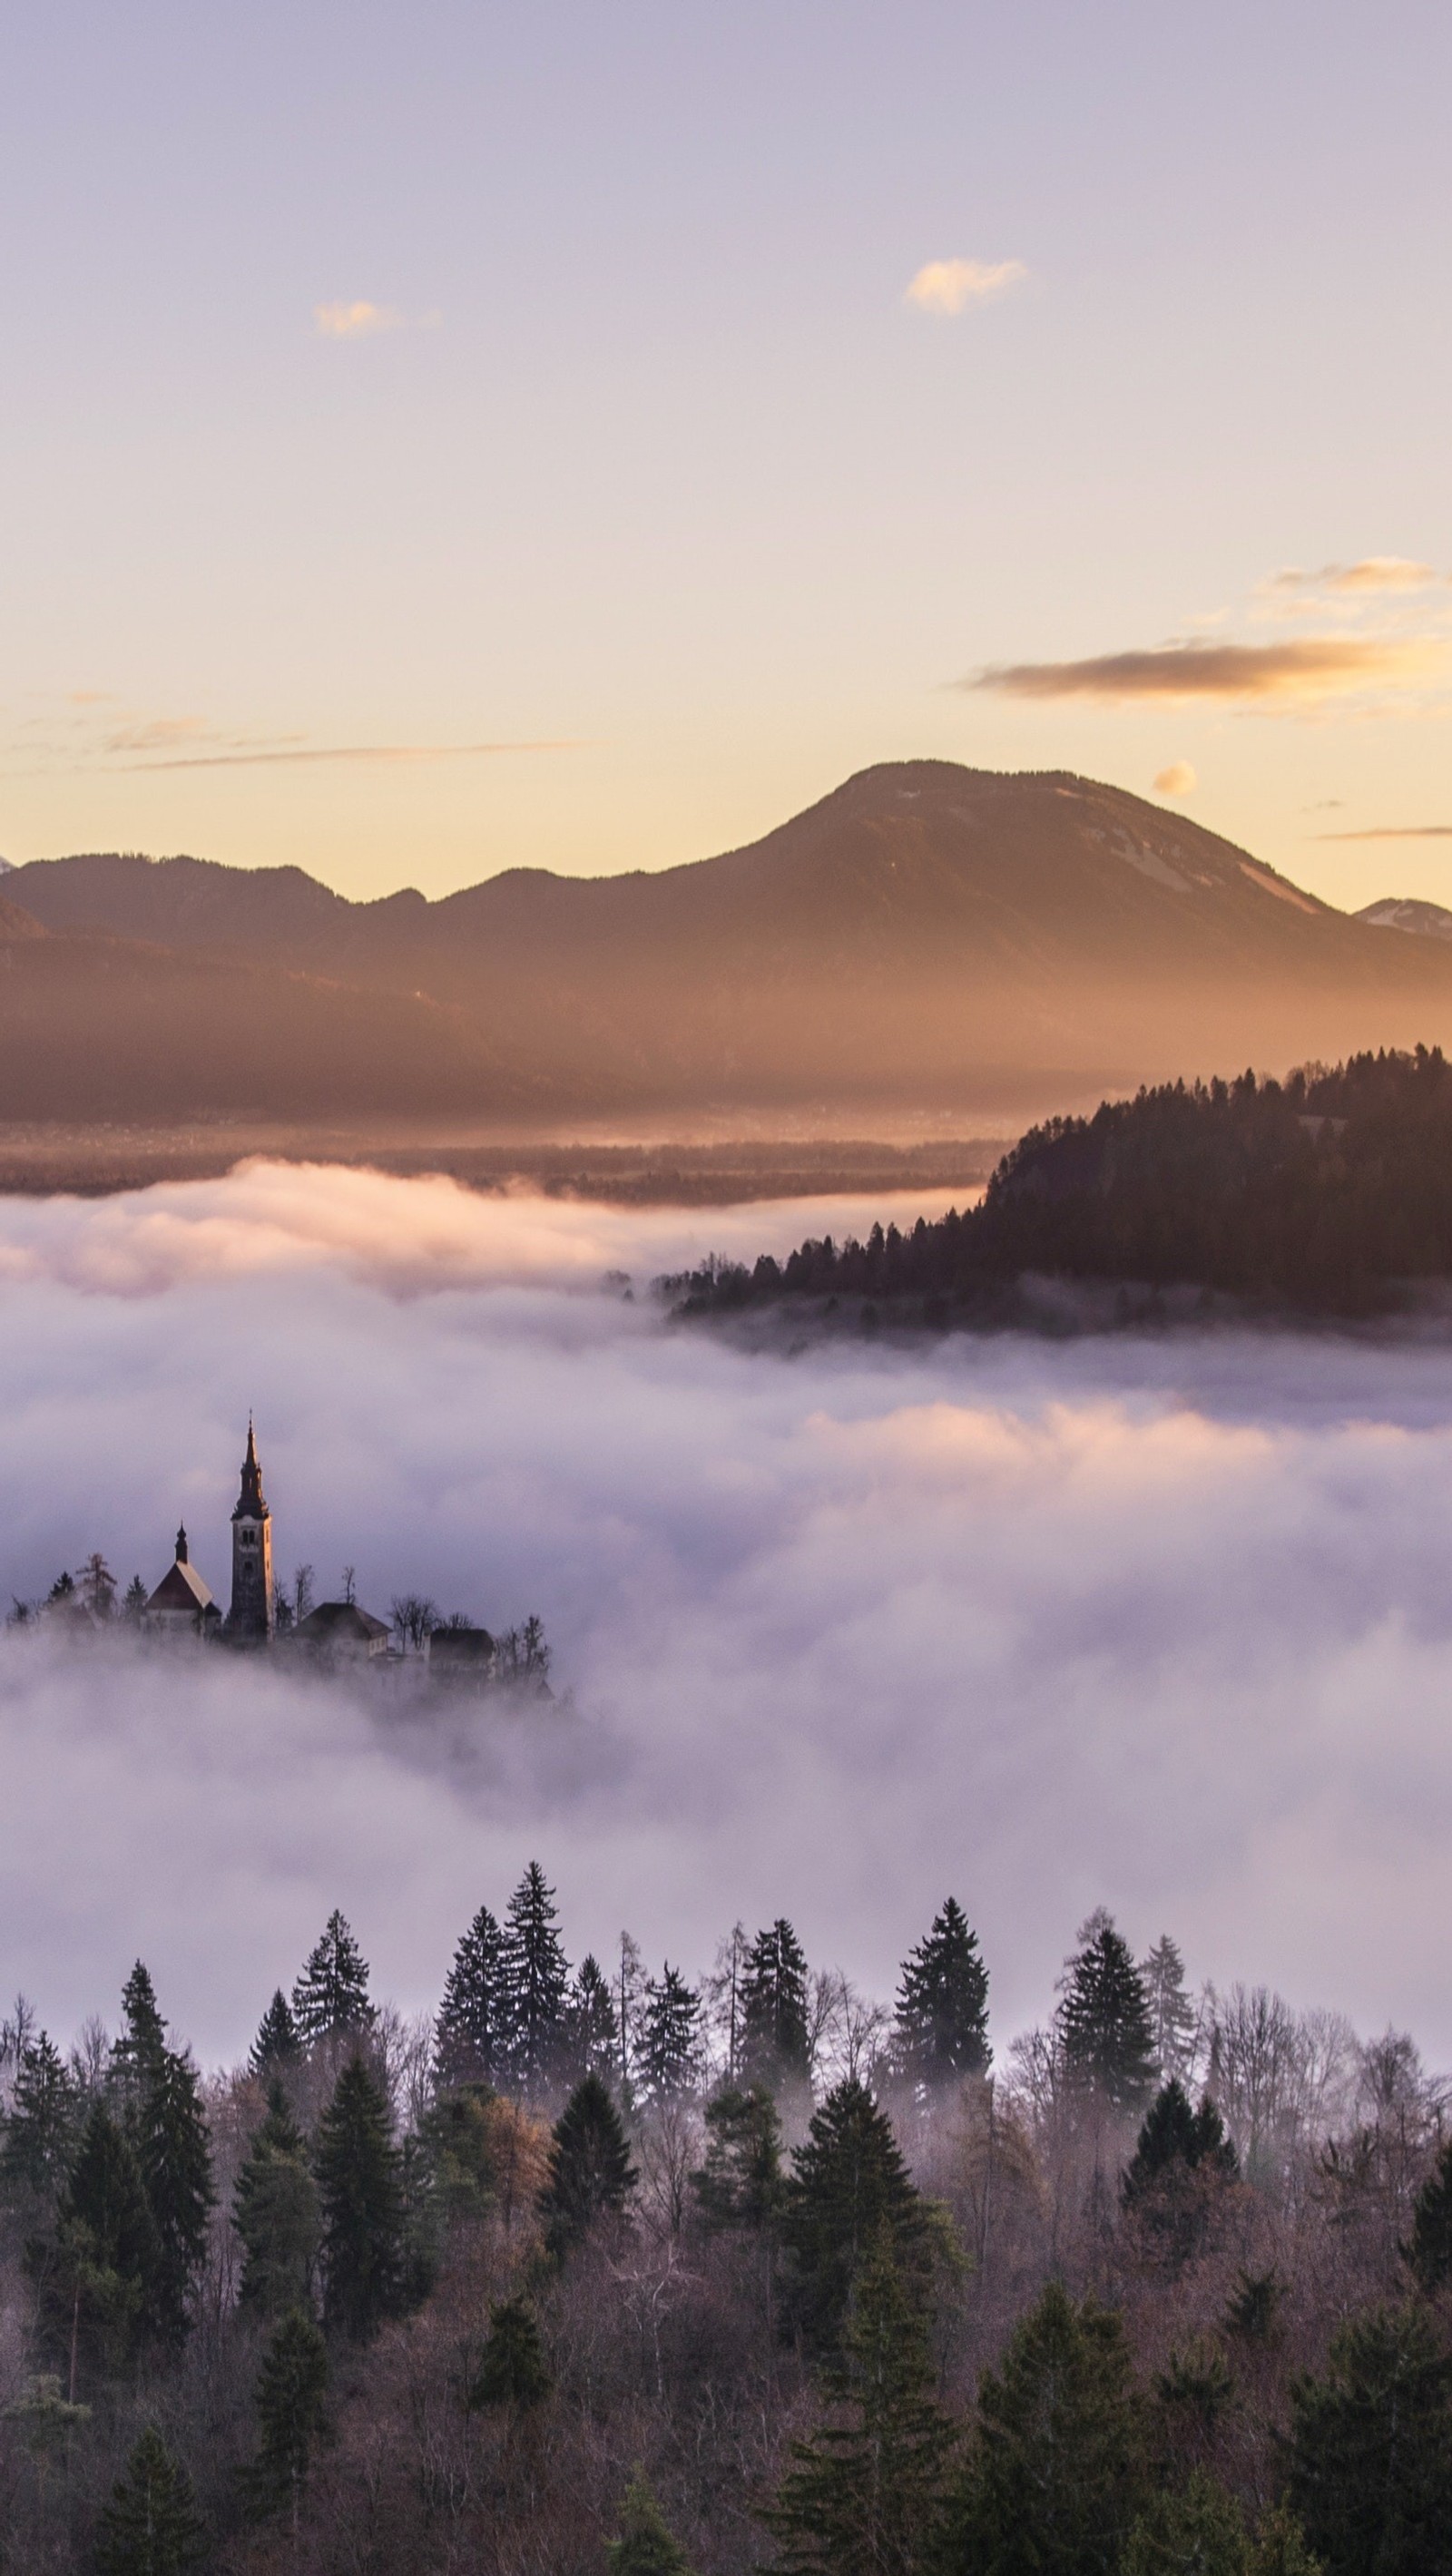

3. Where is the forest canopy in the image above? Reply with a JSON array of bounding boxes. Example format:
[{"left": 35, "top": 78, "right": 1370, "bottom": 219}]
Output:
[{"left": 668, "top": 1048, "right": 1452, "bottom": 1324}]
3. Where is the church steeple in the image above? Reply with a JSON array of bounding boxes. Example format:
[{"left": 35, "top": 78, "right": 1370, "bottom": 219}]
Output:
[
  {"left": 225, "top": 1417, "right": 274, "bottom": 1642},
  {"left": 175, "top": 1523, "right": 189, "bottom": 1565}
]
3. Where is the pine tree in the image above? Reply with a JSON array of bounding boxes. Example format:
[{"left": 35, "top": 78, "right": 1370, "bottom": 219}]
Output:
[
  {"left": 469, "top": 2295, "right": 553, "bottom": 2409},
  {"left": 1223, "top": 2267, "right": 1286, "bottom": 2346},
  {"left": 94, "top": 2424, "right": 204, "bottom": 2575},
  {"left": 1120, "top": 2468, "right": 1250, "bottom": 2576},
  {"left": 761, "top": 2230, "right": 957, "bottom": 2575},
  {"left": 606, "top": 2471, "right": 696, "bottom": 2575},
  {"left": 49, "top": 2101, "right": 161, "bottom": 2380},
  {"left": 0, "top": 2029, "right": 78, "bottom": 2197},
  {"left": 639, "top": 1964, "right": 702, "bottom": 2101},
  {"left": 314, "top": 2057, "right": 405, "bottom": 2340},
  {"left": 942, "top": 2279, "right": 1147, "bottom": 2576},
  {"left": 1057, "top": 1911, "right": 1158, "bottom": 2114},
  {"left": 249, "top": 2308, "right": 330, "bottom": 2531},
  {"left": 538, "top": 2073, "right": 637, "bottom": 2258},
  {"left": 893, "top": 1897, "right": 991, "bottom": 2085},
  {"left": 562, "top": 1954, "right": 620, "bottom": 2087},
  {"left": 110, "top": 1963, "right": 168, "bottom": 2115},
  {"left": 249, "top": 1990, "right": 300, "bottom": 2080},
  {"left": 235, "top": 2081, "right": 320, "bottom": 2317},
  {"left": 435, "top": 1904, "right": 505, "bottom": 2089},
  {"left": 1122, "top": 2080, "right": 1238, "bottom": 2263},
  {"left": 133, "top": 2045, "right": 213, "bottom": 2348},
  {"left": 740, "top": 1920, "right": 811, "bottom": 2088},
  {"left": 290, "top": 1911, "right": 374, "bottom": 2045},
  {"left": 1404, "top": 2137, "right": 1452, "bottom": 2295},
  {"left": 497, "top": 1863, "right": 570, "bottom": 2094},
  {"left": 780, "top": 2077, "right": 927, "bottom": 2354},
  {"left": 1141, "top": 1934, "right": 1199, "bottom": 2085},
  {"left": 692, "top": 2085, "right": 784, "bottom": 2229},
  {"left": 1286, "top": 2304, "right": 1452, "bottom": 2576}
]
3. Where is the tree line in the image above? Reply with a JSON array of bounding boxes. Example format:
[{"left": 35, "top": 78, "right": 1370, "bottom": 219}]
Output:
[
  {"left": 1, "top": 1882, "right": 1450, "bottom": 2573},
  {"left": 667, "top": 1047, "right": 1452, "bottom": 1325}
]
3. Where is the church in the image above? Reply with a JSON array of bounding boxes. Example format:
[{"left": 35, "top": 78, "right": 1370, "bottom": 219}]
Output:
[{"left": 141, "top": 1421, "right": 389, "bottom": 1660}]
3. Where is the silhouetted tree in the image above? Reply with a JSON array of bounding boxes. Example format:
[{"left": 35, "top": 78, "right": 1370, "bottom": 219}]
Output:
[
  {"left": 893, "top": 1897, "right": 990, "bottom": 2084},
  {"left": 941, "top": 2279, "right": 1147, "bottom": 2576},
  {"left": 1404, "top": 2137, "right": 1452, "bottom": 2295},
  {"left": 1057, "top": 1911, "right": 1157, "bottom": 2114},
  {"left": 235, "top": 2082, "right": 319, "bottom": 2318},
  {"left": 497, "top": 1863, "right": 570, "bottom": 2093},
  {"left": 539, "top": 2074, "right": 637, "bottom": 2258},
  {"left": 740, "top": 1920, "right": 811, "bottom": 2089},
  {"left": 606, "top": 2472, "right": 695, "bottom": 2575},
  {"left": 249, "top": 1990, "right": 300, "bottom": 2080},
  {"left": 94, "top": 2424, "right": 204, "bottom": 2574},
  {"left": 469, "top": 2296, "right": 553, "bottom": 2410},
  {"left": 562, "top": 1953, "right": 619, "bottom": 2086},
  {"left": 1140, "top": 1934, "right": 1199, "bottom": 2085},
  {"left": 435, "top": 1903, "right": 504, "bottom": 2088},
  {"left": 0, "top": 2030, "right": 78, "bottom": 2198},
  {"left": 692, "top": 2085, "right": 784, "bottom": 2230},
  {"left": 248, "top": 2309, "right": 329, "bottom": 2534},
  {"left": 639, "top": 1964, "right": 702, "bottom": 2101},
  {"left": 780, "top": 2078, "right": 927, "bottom": 2353},
  {"left": 314, "top": 2058, "right": 405, "bottom": 2340},
  {"left": 291, "top": 1911, "right": 374, "bottom": 2045},
  {"left": 1286, "top": 2305, "right": 1452, "bottom": 2576}
]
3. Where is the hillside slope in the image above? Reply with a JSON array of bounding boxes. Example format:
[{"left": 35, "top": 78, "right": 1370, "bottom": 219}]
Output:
[{"left": 8, "top": 764, "right": 1452, "bottom": 1119}]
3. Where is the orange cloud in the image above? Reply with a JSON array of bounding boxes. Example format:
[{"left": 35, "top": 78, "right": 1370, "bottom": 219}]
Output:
[
  {"left": 1270, "top": 556, "right": 1439, "bottom": 595},
  {"left": 968, "top": 637, "right": 1445, "bottom": 706},
  {"left": 1153, "top": 761, "right": 1197, "bottom": 796},
  {"left": 313, "top": 300, "right": 405, "bottom": 339},
  {"left": 905, "top": 258, "right": 1027, "bottom": 315}
]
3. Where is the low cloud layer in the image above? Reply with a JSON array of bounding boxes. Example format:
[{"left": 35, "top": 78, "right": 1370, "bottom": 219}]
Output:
[{"left": 3, "top": 1164, "right": 1452, "bottom": 2072}]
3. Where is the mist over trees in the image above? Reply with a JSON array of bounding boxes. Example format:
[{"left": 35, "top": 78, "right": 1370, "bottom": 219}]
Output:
[
  {"left": 2, "top": 1885, "right": 1451, "bottom": 2574},
  {"left": 670, "top": 1047, "right": 1452, "bottom": 1325}
]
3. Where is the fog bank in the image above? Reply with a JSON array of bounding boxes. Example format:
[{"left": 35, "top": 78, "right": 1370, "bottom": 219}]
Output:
[{"left": 2, "top": 1162, "right": 1451, "bottom": 2067}]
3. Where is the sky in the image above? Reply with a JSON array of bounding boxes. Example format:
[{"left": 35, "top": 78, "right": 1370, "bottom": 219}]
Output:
[
  {"left": 2, "top": 0, "right": 1450, "bottom": 909},
  {"left": 3, "top": 1164, "right": 1452, "bottom": 2071}
]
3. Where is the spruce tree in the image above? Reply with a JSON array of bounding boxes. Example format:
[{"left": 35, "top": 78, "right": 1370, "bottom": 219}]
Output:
[
  {"left": 761, "top": 2231, "right": 957, "bottom": 2575},
  {"left": 435, "top": 1903, "right": 505, "bottom": 2089},
  {"left": 94, "top": 2424, "right": 204, "bottom": 2575},
  {"left": 740, "top": 1920, "right": 811, "bottom": 2089},
  {"left": 639, "top": 1964, "right": 702, "bottom": 2101},
  {"left": 290, "top": 1911, "right": 374, "bottom": 2046},
  {"left": 1122, "top": 2081, "right": 1238, "bottom": 2263},
  {"left": 0, "top": 2029, "right": 78, "bottom": 2198},
  {"left": 469, "top": 2295, "right": 554, "bottom": 2409},
  {"left": 1140, "top": 1934, "right": 1198, "bottom": 2085},
  {"left": 1120, "top": 2468, "right": 1250, "bottom": 2576},
  {"left": 942, "top": 2279, "right": 1147, "bottom": 2576},
  {"left": 249, "top": 1990, "right": 300, "bottom": 2080},
  {"left": 692, "top": 2085, "right": 784, "bottom": 2230},
  {"left": 606, "top": 2472, "right": 696, "bottom": 2576},
  {"left": 235, "top": 2081, "right": 320, "bottom": 2317},
  {"left": 249, "top": 2308, "right": 330, "bottom": 2531},
  {"left": 893, "top": 1898, "right": 991, "bottom": 2085},
  {"left": 132, "top": 2045, "right": 213, "bottom": 2348},
  {"left": 50, "top": 2101, "right": 161, "bottom": 2379},
  {"left": 538, "top": 2073, "right": 637, "bottom": 2258},
  {"left": 497, "top": 1863, "right": 570, "bottom": 2094},
  {"left": 1057, "top": 1911, "right": 1158, "bottom": 2114},
  {"left": 110, "top": 1963, "right": 168, "bottom": 2116},
  {"left": 314, "top": 2057, "right": 406, "bottom": 2340},
  {"left": 1286, "top": 2304, "right": 1452, "bottom": 2576},
  {"left": 563, "top": 1954, "right": 620, "bottom": 2087},
  {"left": 780, "top": 2077, "right": 927, "bottom": 2354},
  {"left": 1404, "top": 2137, "right": 1452, "bottom": 2295}
]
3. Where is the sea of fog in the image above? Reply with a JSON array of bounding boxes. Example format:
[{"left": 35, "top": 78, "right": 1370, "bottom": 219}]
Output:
[{"left": 2, "top": 1159, "right": 1451, "bottom": 2071}]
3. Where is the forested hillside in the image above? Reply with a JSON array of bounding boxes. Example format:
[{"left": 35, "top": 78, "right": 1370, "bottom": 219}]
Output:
[
  {"left": 3, "top": 1876, "right": 1450, "bottom": 2572},
  {"left": 671, "top": 1047, "right": 1452, "bottom": 1324}
]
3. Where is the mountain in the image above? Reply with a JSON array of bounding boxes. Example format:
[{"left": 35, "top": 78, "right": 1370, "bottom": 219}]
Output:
[
  {"left": 1356, "top": 896, "right": 1452, "bottom": 943},
  {"left": 7, "top": 762, "right": 1452, "bottom": 1124}
]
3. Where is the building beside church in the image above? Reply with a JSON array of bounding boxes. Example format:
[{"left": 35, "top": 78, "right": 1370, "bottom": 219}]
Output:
[{"left": 141, "top": 1527, "right": 221, "bottom": 1641}]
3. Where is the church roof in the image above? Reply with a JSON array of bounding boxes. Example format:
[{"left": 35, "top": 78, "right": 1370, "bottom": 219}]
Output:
[
  {"left": 146, "top": 1555, "right": 214, "bottom": 1614},
  {"left": 295, "top": 1599, "right": 390, "bottom": 1644},
  {"left": 232, "top": 1417, "right": 269, "bottom": 1523}
]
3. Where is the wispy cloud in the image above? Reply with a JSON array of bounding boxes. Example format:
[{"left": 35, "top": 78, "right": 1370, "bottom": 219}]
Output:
[
  {"left": 967, "top": 637, "right": 1445, "bottom": 706},
  {"left": 1315, "top": 823, "right": 1452, "bottom": 840},
  {"left": 313, "top": 300, "right": 407, "bottom": 339},
  {"left": 126, "top": 739, "right": 583, "bottom": 773},
  {"left": 1270, "top": 557, "right": 1441, "bottom": 595},
  {"left": 905, "top": 257, "right": 1027, "bottom": 315},
  {"left": 1153, "top": 760, "right": 1197, "bottom": 796}
]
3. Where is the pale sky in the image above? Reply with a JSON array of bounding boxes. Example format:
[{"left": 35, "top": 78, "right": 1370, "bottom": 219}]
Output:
[{"left": 2, "top": 0, "right": 1449, "bottom": 907}]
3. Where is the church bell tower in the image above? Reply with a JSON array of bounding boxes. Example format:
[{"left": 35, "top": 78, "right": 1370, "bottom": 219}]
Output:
[{"left": 226, "top": 1417, "right": 274, "bottom": 1641}]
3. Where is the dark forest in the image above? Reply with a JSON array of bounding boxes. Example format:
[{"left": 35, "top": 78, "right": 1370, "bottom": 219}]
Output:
[{"left": 3, "top": 1880, "right": 1451, "bottom": 2572}]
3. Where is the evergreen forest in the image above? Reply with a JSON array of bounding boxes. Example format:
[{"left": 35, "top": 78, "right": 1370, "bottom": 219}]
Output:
[
  {"left": 3, "top": 1882, "right": 1451, "bottom": 2572},
  {"left": 668, "top": 1047, "right": 1452, "bottom": 1325}
]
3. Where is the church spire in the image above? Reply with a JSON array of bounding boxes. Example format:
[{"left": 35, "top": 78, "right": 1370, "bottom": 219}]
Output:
[
  {"left": 225, "top": 1416, "right": 275, "bottom": 1642},
  {"left": 234, "top": 1415, "right": 268, "bottom": 1523}
]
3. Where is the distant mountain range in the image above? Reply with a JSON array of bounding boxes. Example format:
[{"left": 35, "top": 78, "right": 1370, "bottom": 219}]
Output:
[
  {"left": 5, "top": 762, "right": 1452, "bottom": 1126},
  {"left": 1356, "top": 896, "right": 1452, "bottom": 943}
]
